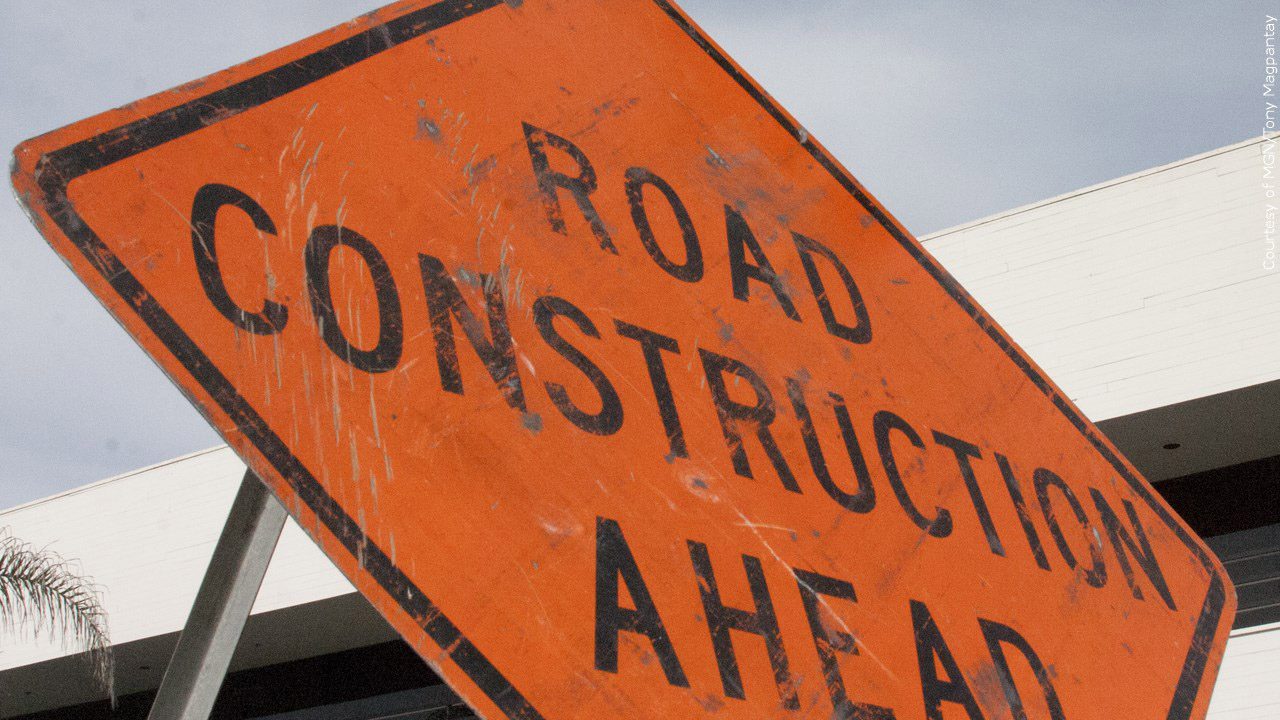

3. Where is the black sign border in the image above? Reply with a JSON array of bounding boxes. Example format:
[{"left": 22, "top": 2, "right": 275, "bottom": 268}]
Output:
[{"left": 21, "top": 1, "right": 1226, "bottom": 718}]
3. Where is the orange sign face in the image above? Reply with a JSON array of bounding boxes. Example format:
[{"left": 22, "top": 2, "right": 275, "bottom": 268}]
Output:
[{"left": 13, "top": 1, "right": 1233, "bottom": 718}]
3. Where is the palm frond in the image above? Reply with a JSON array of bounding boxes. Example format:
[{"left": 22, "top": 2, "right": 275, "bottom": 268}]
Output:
[{"left": 0, "top": 531, "right": 114, "bottom": 703}]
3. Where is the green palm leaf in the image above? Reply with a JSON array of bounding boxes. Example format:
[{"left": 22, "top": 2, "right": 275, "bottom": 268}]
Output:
[{"left": 0, "top": 531, "right": 114, "bottom": 703}]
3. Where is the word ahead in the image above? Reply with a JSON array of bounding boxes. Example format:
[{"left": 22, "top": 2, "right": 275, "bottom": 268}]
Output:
[{"left": 13, "top": 2, "right": 1232, "bottom": 720}]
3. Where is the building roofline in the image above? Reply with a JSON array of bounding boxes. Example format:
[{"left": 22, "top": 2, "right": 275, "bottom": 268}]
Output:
[
  {"left": 0, "top": 444, "right": 233, "bottom": 516},
  {"left": 922, "top": 134, "right": 1277, "bottom": 242}
]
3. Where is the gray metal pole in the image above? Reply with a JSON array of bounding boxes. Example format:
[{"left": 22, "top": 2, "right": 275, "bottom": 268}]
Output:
[{"left": 148, "top": 470, "right": 288, "bottom": 720}]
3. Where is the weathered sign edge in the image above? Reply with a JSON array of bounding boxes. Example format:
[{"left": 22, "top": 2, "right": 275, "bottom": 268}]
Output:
[{"left": 8, "top": 0, "right": 1235, "bottom": 717}]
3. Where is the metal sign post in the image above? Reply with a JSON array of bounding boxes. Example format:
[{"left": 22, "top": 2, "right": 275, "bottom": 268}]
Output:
[{"left": 148, "top": 471, "right": 286, "bottom": 720}]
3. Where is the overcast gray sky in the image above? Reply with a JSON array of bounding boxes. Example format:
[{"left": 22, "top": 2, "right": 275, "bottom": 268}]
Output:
[{"left": 0, "top": 1, "right": 1260, "bottom": 509}]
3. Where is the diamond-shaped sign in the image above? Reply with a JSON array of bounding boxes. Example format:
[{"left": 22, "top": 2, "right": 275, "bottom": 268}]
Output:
[{"left": 12, "top": 2, "right": 1234, "bottom": 718}]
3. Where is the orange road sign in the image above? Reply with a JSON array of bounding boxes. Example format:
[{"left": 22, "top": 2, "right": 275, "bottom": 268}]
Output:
[{"left": 12, "top": 1, "right": 1233, "bottom": 718}]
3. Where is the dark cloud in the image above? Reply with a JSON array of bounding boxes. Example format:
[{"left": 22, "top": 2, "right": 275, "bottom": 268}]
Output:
[{"left": 0, "top": 1, "right": 1256, "bottom": 507}]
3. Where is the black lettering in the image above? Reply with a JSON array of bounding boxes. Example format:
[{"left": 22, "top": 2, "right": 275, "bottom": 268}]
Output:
[
  {"left": 1033, "top": 469, "right": 1106, "bottom": 589},
  {"left": 873, "top": 411, "right": 952, "bottom": 538},
  {"left": 521, "top": 122, "right": 616, "bottom": 253},
  {"left": 933, "top": 431, "right": 1004, "bottom": 556},
  {"left": 795, "top": 569, "right": 896, "bottom": 720},
  {"left": 304, "top": 225, "right": 402, "bottom": 373},
  {"left": 792, "top": 231, "right": 872, "bottom": 344},
  {"left": 614, "top": 320, "right": 686, "bottom": 459},
  {"left": 191, "top": 183, "right": 287, "bottom": 335},
  {"left": 1090, "top": 489, "right": 1176, "bottom": 610},
  {"left": 418, "top": 254, "right": 525, "bottom": 411},
  {"left": 911, "top": 600, "right": 984, "bottom": 720},
  {"left": 698, "top": 349, "right": 800, "bottom": 493},
  {"left": 978, "top": 618, "right": 1066, "bottom": 720},
  {"left": 788, "top": 379, "right": 875, "bottom": 514},
  {"left": 688, "top": 541, "right": 798, "bottom": 708},
  {"left": 533, "top": 296, "right": 623, "bottom": 435},
  {"left": 995, "top": 454, "right": 1051, "bottom": 570},
  {"left": 624, "top": 167, "right": 703, "bottom": 282},
  {"left": 594, "top": 517, "right": 689, "bottom": 687},
  {"left": 725, "top": 205, "right": 800, "bottom": 320}
]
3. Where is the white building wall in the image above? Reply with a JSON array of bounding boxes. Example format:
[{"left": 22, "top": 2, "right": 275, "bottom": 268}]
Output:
[
  {"left": 0, "top": 446, "right": 352, "bottom": 670},
  {"left": 1207, "top": 623, "right": 1280, "bottom": 719},
  {"left": 922, "top": 136, "right": 1280, "bottom": 421}
]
